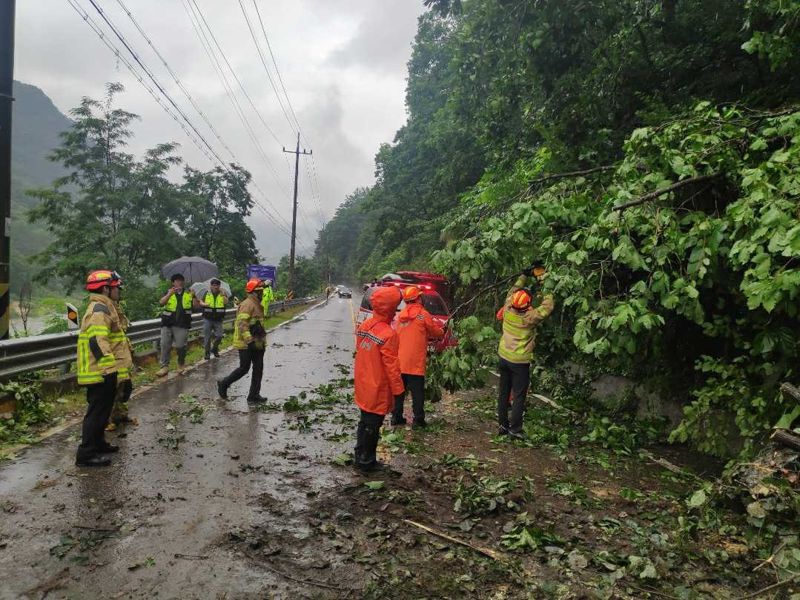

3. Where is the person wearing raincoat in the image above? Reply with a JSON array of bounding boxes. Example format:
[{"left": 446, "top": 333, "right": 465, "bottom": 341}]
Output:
[
  {"left": 353, "top": 286, "right": 404, "bottom": 472},
  {"left": 392, "top": 286, "right": 444, "bottom": 429}
]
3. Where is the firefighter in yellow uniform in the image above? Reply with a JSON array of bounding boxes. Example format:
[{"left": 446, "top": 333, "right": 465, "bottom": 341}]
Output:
[
  {"left": 76, "top": 270, "right": 124, "bottom": 467},
  {"left": 217, "top": 278, "right": 268, "bottom": 403},
  {"left": 496, "top": 266, "right": 554, "bottom": 440},
  {"left": 108, "top": 298, "right": 135, "bottom": 430}
]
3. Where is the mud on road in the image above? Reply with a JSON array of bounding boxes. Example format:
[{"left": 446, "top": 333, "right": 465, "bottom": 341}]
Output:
[{"left": 0, "top": 296, "right": 777, "bottom": 599}]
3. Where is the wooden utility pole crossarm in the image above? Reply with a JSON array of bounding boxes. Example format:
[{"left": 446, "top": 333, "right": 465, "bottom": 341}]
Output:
[{"left": 282, "top": 132, "right": 312, "bottom": 296}]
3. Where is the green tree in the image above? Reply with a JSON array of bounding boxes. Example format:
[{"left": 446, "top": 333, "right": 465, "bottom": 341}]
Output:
[
  {"left": 26, "top": 83, "right": 185, "bottom": 289},
  {"left": 181, "top": 164, "right": 260, "bottom": 278},
  {"left": 277, "top": 255, "right": 321, "bottom": 297}
]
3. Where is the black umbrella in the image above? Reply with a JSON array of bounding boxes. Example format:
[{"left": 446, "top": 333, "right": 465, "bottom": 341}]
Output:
[{"left": 160, "top": 256, "right": 219, "bottom": 284}]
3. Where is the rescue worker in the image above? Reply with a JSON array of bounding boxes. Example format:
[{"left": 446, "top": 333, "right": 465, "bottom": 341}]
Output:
[
  {"left": 496, "top": 266, "right": 554, "bottom": 440},
  {"left": 392, "top": 286, "right": 445, "bottom": 429},
  {"left": 217, "top": 278, "right": 268, "bottom": 403},
  {"left": 157, "top": 273, "right": 194, "bottom": 376},
  {"left": 197, "top": 278, "right": 228, "bottom": 360},
  {"left": 76, "top": 270, "right": 124, "bottom": 467},
  {"left": 353, "top": 286, "right": 404, "bottom": 472},
  {"left": 260, "top": 278, "right": 275, "bottom": 318},
  {"left": 107, "top": 294, "right": 135, "bottom": 430}
]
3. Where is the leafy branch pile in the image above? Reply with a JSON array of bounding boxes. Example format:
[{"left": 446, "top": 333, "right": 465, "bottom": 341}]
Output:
[{"left": 0, "top": 379, "right": 54, "bottom": 447}]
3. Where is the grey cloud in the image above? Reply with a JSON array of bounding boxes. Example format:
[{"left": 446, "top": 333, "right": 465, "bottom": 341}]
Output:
[{"left": 327, "top": 1, "right": 422, "bottom": 71}]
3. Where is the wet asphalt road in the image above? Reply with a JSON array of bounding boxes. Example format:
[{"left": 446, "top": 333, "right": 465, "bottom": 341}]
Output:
[{"left": 0, "top": 296, "right": 361, "bottom": 599}]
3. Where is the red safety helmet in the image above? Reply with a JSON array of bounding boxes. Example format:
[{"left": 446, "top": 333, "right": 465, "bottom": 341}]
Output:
[
  {"left": 402, "top": 285, "right": 421, "bottom": 302},
  {"left": 245, "top": 278, "right": 265, "bottom": 293},
  {"left": 510, "top": 289, "right": 532, "bottom": 310},
  {"left": 85, "top": 270, "right": 122, "bottom": 292}
]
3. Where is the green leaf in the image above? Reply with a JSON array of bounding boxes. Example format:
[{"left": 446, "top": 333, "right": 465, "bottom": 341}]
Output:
[
  {"left": 364, "top": 481, "right": 385, "bottom": 490},
  {"left": 687, "top": 489, "right": 707, "bottom": 508}
]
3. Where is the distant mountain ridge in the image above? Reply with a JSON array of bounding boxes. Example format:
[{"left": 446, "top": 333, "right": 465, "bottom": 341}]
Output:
[{"left": 11, "top": 81, "right": 72, "bottom": 293}]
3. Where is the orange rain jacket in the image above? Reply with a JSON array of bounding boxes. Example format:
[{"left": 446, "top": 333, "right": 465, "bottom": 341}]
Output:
[
  {"left": 397, "top": 302, "right": 445, "bottom": 376},
  {"left": 354, "top": 286, "right": 404, "bottom": 415}
]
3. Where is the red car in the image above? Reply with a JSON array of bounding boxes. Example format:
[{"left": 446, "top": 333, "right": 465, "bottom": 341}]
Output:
[
  {"left": 357, "top": 284, "right": 457, "bottom": 352},
  {"left": 379, "top": 271, "right": 452, "bottom": 305}
]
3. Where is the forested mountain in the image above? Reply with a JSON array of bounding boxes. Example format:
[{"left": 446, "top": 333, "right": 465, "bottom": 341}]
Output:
[
  {"left": 315, "top": 0, "right": 800, "bottom": 455},
  {"left": 10, "top": 81, "right": 72, "bottom": 292}
]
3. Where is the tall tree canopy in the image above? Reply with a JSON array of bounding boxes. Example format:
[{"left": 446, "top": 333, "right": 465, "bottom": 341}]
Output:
[{"left": 27, "top": 83, "right": 260, "bottom": 316}]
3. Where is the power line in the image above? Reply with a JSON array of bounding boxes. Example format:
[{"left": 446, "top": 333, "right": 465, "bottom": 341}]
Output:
[
  {"left": 245, "top": 1, "right": 328, "bottom": 235},
  {"left": 69, "top": 0, "right": 298, "bottom": 243},
  {"left": 86, "top": 0, "right": 228, "bottom": 168},
  {"left": 189, "top": 0, "right": 283, "bottom": 147},
  {"left": 251, "top": 0, "right": 302, "bottom": 133},
  {"left": 238, "top": 0, "right": 295, "bottom": 135},
  {"left": 182, "top": 0, "right": 302, "bottom": 239},
  {"left": 114, "top": 0, "right": 236, "bottom": 162},
  {"left": 67, "top": 0, "right": 218, "bottom": 166},
  {"left": 185, "top": 0, "right": 316, "bottom": 253}
]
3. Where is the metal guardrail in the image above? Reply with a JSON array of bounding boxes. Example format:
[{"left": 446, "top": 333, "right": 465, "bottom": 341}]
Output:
[{"left": 0, "top": 297, "right": 317, "bottom": 379}]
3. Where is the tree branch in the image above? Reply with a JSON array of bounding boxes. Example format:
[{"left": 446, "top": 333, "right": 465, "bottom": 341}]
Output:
[
  {"left": 528, "top": 165, "right": 614, "bottom": 189},
  {"left": 613, "top": 173, "right": 720, "bottom": 212}
]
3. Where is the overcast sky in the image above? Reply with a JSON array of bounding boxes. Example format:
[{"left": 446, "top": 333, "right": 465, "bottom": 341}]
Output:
[{"left": 15, "top": 0, "right": 426, "bottom": 262}]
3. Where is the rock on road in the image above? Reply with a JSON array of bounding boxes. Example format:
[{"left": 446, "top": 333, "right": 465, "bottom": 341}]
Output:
[{"left": 0, "top": 296, "right": 363, "bottom": 599}]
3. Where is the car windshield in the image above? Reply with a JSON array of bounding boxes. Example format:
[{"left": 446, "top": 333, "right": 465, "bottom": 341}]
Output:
[{"left": 421, "top": 294, "right": 448, "bottom": 316}]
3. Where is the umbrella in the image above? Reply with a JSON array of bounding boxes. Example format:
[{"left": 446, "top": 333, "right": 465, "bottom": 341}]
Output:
[
  {"left": 160, "top": 256, "right": 218, "bottom": 284},
  {"left": 190, "top": 278, "right": 232, "bottom": 299}
]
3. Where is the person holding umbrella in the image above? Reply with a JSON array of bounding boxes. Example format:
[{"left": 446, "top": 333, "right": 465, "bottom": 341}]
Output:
[
  {"left": 217, "top": 278, "right": 268, "bottom": 403},
  {"left": 195, "top": 278, "right": 229, "bottom": 360},
  {"left": 157, "top": 273, "right": 195, "bottom": 376}
]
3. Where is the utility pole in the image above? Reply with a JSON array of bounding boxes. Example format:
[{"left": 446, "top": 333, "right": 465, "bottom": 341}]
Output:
[
  {"left": 282, "top": 132, "right": 311, "bottom": 296},
  {"left": 0, "top": 0, "right": 16, "bottom": 340}
]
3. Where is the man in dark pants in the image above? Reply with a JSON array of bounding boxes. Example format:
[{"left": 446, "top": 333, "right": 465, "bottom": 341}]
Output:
[
  {"left": 217, "top": 278, "right": 267, "bottom": 403},
  {"left": 353, "top": 286, "right": 404, "bottom": 471},
  {"left": 496, "top": 268, "right": 554, "bottom": 440},
  {"left": 393, "top": 286, "right": 444, "bottom": 429},
  {"left": 76, "top": 270, "right": 125, "bottom": 467}
]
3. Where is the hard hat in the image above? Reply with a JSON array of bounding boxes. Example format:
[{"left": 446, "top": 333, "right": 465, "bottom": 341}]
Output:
[
  {"left": 403, "top": 286, "right": 421, "bottom": 302},
  {"left": 245, "top": 278, "right": 265, "bottom": 293},
  {"left": 85, "top": 270, "right": 121, "bottom": 292},
  {"left": 511, "top": 289, "right": 532, "bottom": 310}
]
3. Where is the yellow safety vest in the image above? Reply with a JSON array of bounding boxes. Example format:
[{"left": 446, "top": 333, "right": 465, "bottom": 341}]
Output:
[
  {"left": 203, "top": 292, "right": 226, "bottom": 321},
  {"left": 161, "top": 291, "right": 193, "bottom": 328}
]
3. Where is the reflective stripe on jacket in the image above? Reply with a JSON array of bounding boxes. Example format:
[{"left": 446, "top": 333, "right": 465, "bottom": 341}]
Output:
[
  {"left": 233, "top": 295, "right": 266, "bottom": 350},
  {"left": 77, "top": 294, "right": 121, "bottom": 385},
  {"left": 110, "top": 301, "right": 134, "bottom": 381},
  {"left": 203, "top": 292, "right": 226, "bottom": 321},
  {"left": 497, "top": 275, "right": 554, "bottom": 364},
  {"left": 397, "top": 302, "right": 444, "bottom": 376},
  {"left": 354, "top": 287, "right": 404, "bottom": 415}
]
